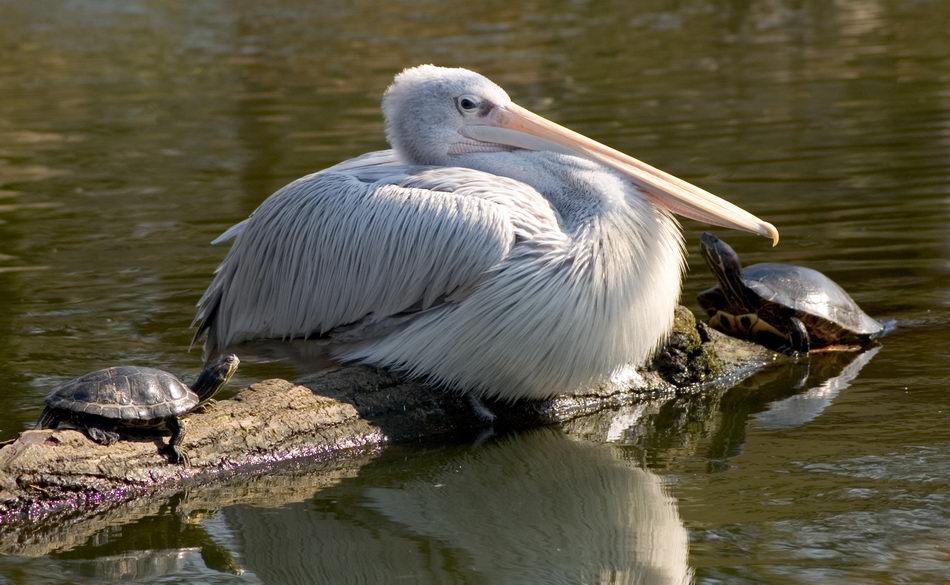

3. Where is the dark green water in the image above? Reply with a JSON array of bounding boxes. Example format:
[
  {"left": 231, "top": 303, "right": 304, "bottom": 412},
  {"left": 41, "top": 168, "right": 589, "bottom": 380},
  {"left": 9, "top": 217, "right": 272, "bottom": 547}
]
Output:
[{"left": 1, "top": 1, "right": 948, "bottom": 583}]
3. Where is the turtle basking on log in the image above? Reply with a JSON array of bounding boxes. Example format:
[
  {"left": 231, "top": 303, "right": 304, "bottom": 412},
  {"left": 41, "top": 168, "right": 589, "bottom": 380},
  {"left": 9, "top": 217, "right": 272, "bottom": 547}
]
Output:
[
  {"left": 697, "top": 233, "right": 883, "bottom": 354},
  {"left": 36, "top": 354, "right": 239, "bottom": 465}
]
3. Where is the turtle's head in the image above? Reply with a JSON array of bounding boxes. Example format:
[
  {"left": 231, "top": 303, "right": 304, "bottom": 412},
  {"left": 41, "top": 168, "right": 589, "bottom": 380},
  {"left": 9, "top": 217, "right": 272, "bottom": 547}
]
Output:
[
  {"left": 193, "top": 354, "right": 240, "bottom": 402},
  {"left": 700, "top": 232, "right": 744, "bottom": 291}
]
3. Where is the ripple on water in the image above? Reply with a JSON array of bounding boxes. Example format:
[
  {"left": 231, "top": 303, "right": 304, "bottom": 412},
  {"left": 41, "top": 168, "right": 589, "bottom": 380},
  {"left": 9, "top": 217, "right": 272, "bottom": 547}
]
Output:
[
  {"left": 695, "top": 497, "right": 950, "bottom": 584},
  {"left": 688, "top": 443, "right": 950, "bottom": 582},
  {"left": 800, "top": 445, "right": 950, "bottom": 483},
  {"left": 767, "top": 504, "right": 950, "bottom": 579}
]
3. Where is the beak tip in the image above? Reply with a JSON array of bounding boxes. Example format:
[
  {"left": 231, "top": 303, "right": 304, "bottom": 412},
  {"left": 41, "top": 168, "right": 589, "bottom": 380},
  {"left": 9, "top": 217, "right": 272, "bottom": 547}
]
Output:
[{"left": 764, "top": 223, "right": 780, "bottom": 247}]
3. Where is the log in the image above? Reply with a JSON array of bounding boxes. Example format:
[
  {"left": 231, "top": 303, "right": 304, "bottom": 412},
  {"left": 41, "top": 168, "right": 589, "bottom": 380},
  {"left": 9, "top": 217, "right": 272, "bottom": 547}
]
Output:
[{"left": 0, "top": 306, "right": 779, "bottom": 538}]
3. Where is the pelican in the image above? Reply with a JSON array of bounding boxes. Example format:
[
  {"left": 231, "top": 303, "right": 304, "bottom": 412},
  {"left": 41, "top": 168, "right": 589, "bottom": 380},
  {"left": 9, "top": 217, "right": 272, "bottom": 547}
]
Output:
[{"left": 194, "top": 65, "right": 778, "bottom": 400}]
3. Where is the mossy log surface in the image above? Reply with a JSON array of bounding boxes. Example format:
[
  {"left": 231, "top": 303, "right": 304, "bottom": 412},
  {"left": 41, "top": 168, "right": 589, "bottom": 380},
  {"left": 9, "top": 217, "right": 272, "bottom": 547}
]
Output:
[{"left": 0, "top": 306, "right": 778, "bottom": 536}]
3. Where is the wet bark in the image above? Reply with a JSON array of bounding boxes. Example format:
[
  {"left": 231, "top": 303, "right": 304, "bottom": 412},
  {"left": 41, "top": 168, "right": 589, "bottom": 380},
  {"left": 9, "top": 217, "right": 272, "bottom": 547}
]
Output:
[{"left": 0, "top": 306, "right": 778, "bottom": 533}]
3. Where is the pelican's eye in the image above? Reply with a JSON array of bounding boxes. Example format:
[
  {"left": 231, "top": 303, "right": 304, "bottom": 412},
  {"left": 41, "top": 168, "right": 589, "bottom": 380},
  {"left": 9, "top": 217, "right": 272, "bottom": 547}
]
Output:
[{"left": 455, "top": 95, "right": 480, "bottom": 114}]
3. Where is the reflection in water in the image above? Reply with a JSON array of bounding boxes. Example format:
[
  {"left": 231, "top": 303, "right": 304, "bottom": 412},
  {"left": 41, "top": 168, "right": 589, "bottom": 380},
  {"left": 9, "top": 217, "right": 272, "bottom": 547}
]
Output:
[
  {"left": 223, "top": 429, "right": 691, "bottom": 585},
  {"left": 669, "top": 350, "right": 950, "bottom": 584},
  {"left": 697, "top": 346, "right": 880, "bottom": 468},
  {"left": 51, "top": 496, "right": 245, "bottom": 583},
  {"left": 753, "top": 346, "right": 882, "bottom": 429},
  {"left": 62, "top": 550, "right": 192, "bottom": 583},
  {"left": 0, "top": 505, "right": 251, "bottom": 584}
]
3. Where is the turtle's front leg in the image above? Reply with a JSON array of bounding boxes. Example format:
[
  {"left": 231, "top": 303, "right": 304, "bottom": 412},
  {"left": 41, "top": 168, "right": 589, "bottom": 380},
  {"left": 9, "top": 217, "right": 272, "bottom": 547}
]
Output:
[
  {"left": 35, "top": 407, "right": 62, "bottom": 430},
  {"left": 164, "top": 417, "right": 191, "bottom": 466},
  {"left": 778, "top": 317, "right": 811, "bottom": 356}
]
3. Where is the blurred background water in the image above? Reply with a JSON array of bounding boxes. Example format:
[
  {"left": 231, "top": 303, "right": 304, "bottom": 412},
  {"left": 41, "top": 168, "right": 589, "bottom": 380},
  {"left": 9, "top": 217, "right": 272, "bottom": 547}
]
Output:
[{"left": 0, "top": 0, "right": 948, "bottom": 583}]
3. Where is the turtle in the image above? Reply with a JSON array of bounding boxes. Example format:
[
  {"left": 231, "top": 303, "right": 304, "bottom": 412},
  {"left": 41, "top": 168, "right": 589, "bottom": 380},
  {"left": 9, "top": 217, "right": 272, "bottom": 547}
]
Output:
[
  {"left": 696, "top": 232, "right": 883, "bottom": 355},
  {"left": 36, "top": 354, "right": 240, "bottom": 465}
]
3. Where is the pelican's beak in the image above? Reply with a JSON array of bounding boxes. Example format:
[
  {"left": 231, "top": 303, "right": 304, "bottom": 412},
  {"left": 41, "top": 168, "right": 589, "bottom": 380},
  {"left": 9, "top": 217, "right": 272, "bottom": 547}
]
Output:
[{"left": 461, "top": 102, "right": 779, "bottom": 245}]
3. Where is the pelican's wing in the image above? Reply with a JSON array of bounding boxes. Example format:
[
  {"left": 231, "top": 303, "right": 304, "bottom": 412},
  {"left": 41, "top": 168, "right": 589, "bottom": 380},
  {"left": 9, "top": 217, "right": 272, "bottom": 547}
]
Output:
[
  {"left": 193, "top": 150, "right": 558, "bottom": 355},
  {"left": 208, "top": 151, "right": 403, "bottom": 246}
]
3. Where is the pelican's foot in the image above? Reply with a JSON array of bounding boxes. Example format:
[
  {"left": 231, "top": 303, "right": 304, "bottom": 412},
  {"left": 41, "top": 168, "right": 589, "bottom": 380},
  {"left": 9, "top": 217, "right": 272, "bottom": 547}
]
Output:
[{"left": 468, "top": 395, "right": 497, "bottom": 424}]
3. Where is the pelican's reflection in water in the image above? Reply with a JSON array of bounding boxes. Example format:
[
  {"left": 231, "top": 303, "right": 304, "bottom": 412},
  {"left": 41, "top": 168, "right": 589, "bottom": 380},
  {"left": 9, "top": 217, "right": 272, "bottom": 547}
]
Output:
[{"left": 223, "top": 429, "right": 692, "bottom": 584}]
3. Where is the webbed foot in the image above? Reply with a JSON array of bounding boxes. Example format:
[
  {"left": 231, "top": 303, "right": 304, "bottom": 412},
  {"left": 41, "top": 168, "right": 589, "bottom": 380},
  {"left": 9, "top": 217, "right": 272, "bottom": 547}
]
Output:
[{"left": 468, "top": 395, "right": 497, "bottom": 424}]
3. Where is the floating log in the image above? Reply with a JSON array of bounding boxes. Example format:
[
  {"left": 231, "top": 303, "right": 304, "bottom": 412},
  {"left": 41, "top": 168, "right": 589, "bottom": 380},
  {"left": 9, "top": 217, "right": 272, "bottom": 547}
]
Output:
[{"left": 0, "top": 307, "right": 777, "bottom": 535}]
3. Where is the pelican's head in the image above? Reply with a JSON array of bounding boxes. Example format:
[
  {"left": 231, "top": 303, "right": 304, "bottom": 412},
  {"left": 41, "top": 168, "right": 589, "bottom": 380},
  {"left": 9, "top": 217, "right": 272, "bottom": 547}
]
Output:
[
  {"left": 383, "top": 65, "right": 779, "bottom": 245},
  {"left": 383, "top": 65, "right": 513, "bottom": 165}
]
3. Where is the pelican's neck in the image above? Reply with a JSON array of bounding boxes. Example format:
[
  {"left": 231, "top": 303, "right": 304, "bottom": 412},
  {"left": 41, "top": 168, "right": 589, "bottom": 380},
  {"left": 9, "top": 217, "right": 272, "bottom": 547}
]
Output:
[
  {"left": 451, "top": 150, "right": 626, "bottom": 231},
  {"left": 451, "top": 149, "right": 684, "bottom": 306}
]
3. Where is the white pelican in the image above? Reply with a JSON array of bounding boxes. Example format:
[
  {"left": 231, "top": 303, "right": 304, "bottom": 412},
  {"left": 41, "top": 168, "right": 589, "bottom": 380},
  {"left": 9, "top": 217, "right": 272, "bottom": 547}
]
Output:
[{"left": 194, "top": 65, "right": 778, "bottom": 400}]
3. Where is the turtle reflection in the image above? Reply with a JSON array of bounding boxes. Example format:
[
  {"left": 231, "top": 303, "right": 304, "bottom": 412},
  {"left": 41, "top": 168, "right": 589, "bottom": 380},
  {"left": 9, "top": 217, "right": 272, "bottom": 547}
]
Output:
[
  {"left": 753, "top": 346, "right": 881, "bottom": 429},
  {"left": 704, "top": 346, "right": 883, "bottom": 469},
  {"left": 53, "top": 494, "right": 245, "bottom": 581}
]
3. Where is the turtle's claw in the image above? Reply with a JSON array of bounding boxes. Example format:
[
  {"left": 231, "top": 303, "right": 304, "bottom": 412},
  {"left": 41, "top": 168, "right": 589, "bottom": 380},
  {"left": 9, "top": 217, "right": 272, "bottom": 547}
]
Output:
[
  {"left": 164, "top": 445, "right": 191, "bottom": 467},
  {"left": 193, "top": 398, "right": 218, "bottom": 414},
  {"left": 783, "top": 317, "right": 811, "bottom": 355}
]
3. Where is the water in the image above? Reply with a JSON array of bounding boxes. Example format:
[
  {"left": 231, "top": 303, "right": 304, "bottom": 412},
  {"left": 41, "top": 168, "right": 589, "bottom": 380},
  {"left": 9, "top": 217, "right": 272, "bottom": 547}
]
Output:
[{"left": 1, "top": 0, "right": 948, "bottom": 582}]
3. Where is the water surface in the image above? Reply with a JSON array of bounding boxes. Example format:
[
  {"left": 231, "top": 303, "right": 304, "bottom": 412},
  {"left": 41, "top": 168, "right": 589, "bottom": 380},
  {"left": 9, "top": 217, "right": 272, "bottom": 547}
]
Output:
[{"left": 0, "top": 1, "right": 948, "bottom": 583}]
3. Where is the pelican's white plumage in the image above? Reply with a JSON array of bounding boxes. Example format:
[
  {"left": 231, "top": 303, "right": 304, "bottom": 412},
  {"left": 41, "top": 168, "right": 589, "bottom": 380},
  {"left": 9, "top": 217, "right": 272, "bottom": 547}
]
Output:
[{"left": 194, "top": 65, "right": 777, "bottom": 400}]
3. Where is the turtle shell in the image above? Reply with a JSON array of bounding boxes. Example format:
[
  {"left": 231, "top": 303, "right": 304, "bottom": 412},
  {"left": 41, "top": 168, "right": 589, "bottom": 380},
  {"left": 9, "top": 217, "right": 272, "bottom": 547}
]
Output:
[
  {"left": 45, "top": 366, "right": 198, "bottom": 421},
  {"left": 740, "top": 263, "right": 883, "bottom": 340}
]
